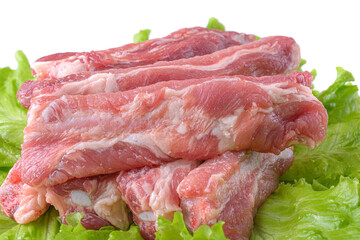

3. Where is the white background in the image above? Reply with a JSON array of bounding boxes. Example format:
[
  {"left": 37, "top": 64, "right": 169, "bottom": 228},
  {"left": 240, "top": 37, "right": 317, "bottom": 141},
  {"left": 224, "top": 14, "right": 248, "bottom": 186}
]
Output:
[{"left": 0, "top": 0, "right": 359, "bottom": 90}]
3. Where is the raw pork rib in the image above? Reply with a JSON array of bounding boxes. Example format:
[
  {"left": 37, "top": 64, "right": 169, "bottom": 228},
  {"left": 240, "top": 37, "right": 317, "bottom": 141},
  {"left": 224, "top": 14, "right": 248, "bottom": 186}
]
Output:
[
  {"left": 18, "top": 35, "right": 300, "bottom": 109},
  {"left": 32, "top": 27, "right": 255, "bottom": 80},
  {"left": 177, "top": 148, "right": 294, "bottom": 240},
  {"left": 20, "top": 72, "right": 327, "bottom": 187},
  {"left": 46, "top": 173, "right": 131, "bottom": 230},
  {"left": 0, "top": 161, "right": 48, "bottom": 224},
  {"left": 0, "top": 166, "right": 131, "bottom": 227},
  {"left": 118, "top": 159, "right": 201, "bottom": 240}
]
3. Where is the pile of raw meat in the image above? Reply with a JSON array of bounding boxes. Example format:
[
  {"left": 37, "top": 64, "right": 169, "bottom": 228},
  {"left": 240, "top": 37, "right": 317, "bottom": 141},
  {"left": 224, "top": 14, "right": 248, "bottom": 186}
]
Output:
[{"left": 0, "top": 27, "right": 328, "bottom": 240}]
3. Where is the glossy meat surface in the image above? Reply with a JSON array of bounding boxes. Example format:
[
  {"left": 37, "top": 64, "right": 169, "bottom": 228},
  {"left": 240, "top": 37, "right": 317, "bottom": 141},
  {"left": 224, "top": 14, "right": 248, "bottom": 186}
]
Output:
[
  {"left": 0, "top": 167, "right": 131, "bottom": 228},
  {"left": 20, "top": 72, "right": 326, "bottom": 187},
  {"left": 19, "top": 35, "right": 300, "bottom": 109},
  {"left": 177, "top": 149, "right": 294, "bottom": 240},
  {"left": 118, "top": 160, "right": 200, "bottom": 239},
  {"left": 32, "top": 27, "right": 255, "bottom": 80},
  {"left": 0, "top": 161, "right": 49, "bottom": 224}
]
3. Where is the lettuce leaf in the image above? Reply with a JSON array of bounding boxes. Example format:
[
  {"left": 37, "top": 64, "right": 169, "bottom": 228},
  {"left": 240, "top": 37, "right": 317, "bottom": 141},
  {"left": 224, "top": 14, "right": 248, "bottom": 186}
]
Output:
[
  {"left": 0, "top": 207, "right": 60, "bottom": 240},
  {"left": 206, "top": 17, "right": 225, "bottom": 31},
  {"left": 296, "top": 59, "right": 307, "bottom": 72},
  {"left": 133, "top": 29, "right": 151, "bottom": 43},
  {"left": 253, "top": 67, "right": 360, "bottom": 239},
  {"left": 54, "top": 212, "right": 143, "bottom": 240},
  {"left": 0, "top": 51, "right": 33, "bottom": 237},
  {"left": 108, "top": 226, "right": 144, "bottom": 240},
  {"left": 0, "top": 211, "right": 144, "bottom": 240},
  {"left": 282, "top": 114, "right": 360, "bottom": 188},
  {"left": 0, "top": 51, "right": 32, "bottom": 168},
  {"left": 0, "top": 169, "right": 10, "bottom": 185},
  {"left": 155, "top": 212, "right": 228, "bottom": 240},
  {"left": 0, "top": 210, "right": 17, "bottom": 236},
  {"left": 251, "top": 177, "right": 360, "bottom": 240},
  {"left": 281, "top": 67, "right": 360, "bottom": 187},
  {"left": 316, "top": 67, "right": 360, "bottom": 123},
  {"left": 54, "top": 211, "right": 228, "bottom": 240}
]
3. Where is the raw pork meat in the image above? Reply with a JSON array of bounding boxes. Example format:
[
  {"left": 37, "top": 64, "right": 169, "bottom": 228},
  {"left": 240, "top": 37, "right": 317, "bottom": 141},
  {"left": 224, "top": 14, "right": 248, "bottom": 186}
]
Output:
[
  {"left": 46, "top": 173, "right": 131, "bottom": 230},
  {"left": 19, "top": 35, "right": 300, "bottom": 109},
  {"left": 177, "top": 148, "right": 294, "bottom": 240},
  {"left": 118, "top": 160, "right": 201, "bottom": 239},
  {"left": 0, "top": 161, "right": 49, "bottom": 224},
  {"left": 19, "top": 72, "right": 327, "bottom": 187},
  {"left": 0, "top": 166, "right": 131, "bottom": 227},
  {"left": 32, "top": 27, "right": 255, "bottom": 80}
]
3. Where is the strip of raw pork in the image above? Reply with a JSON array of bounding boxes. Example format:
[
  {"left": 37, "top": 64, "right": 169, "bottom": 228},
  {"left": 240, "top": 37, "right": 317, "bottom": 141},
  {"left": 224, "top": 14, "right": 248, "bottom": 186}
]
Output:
[
  {"left": 19, "top": 72, "right": 327, "bottom": 187},
  {"left": 0, "top": 148, "right": 293, "bottom": 240},
  {"left": 32, "top": 27, "right": 255, "bottom": 80},
  {"left": 45, "top": 159, "right": 198, "bottom": 234},
  {"left": 118, "top": 159, "right": 201, "bottom": 240},
  {"left": 177, "top": 149, "right": 294, "bottom": 240},
  {"left": 18, "top": 35, "right": 300, "bottom": 109},
  {"left": 118, "top": 149, "right": 293, "bottom": 240},
  {"left": 0, "top": 165, "right": 131, "bottom": 228},
  {"left": 0, "top": 161, "right": 48, "bottom": 224}
]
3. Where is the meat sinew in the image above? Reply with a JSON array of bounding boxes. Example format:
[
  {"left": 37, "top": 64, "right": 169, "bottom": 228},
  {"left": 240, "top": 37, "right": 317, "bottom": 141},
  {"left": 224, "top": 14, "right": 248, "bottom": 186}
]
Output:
[
  {"left": 31, "top": 27, "right": 256, "bottom": 80},
  {"left": 18, "top": 35, "right": 300, "bottom": 109},
  {"left": 177, "top": 148, "right": 294, "bottom": 240},
  {"left": 19, "top": 72, "right": 326, "bottom": 187}
]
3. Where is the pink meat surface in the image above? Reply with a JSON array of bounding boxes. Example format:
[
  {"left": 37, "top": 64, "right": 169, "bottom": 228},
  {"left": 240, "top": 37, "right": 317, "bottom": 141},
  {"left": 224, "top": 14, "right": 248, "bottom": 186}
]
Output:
[
  {"left": 0, "top": 165, "right": 131, "bottom": 227},
  {"left": 46, "top": 173, "right": 131, "bottom": 230},
  {"left": 19, "top": 35, "right": 300, "bottom": 109},
  {"left": 19, "top": 72, "right": 327, "bottom": 187},
  {"left": 32, "top": 27, "right": 255, "bottom": 80},
  {"left": 0, "top": 161, "right": 49, "bottom": 224},
  {"left": 177, "top": 148, "right": 294, "bottom": 240},
  {"left": 118, "top": 159, "right": 200, "bottom": 240}
]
